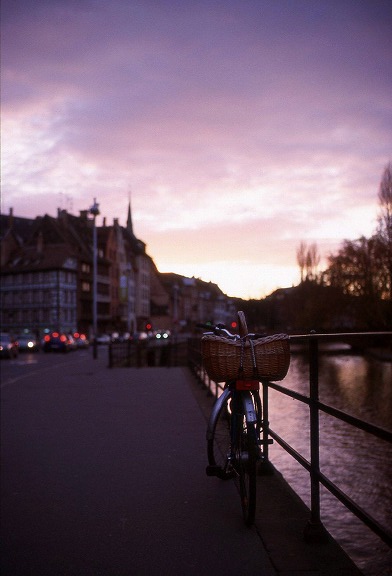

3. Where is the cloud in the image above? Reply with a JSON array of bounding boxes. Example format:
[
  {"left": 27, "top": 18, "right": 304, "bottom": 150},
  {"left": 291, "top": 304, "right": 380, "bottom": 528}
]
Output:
[{"left": 1, "top": 0, "right": 391, "bottom": 297}]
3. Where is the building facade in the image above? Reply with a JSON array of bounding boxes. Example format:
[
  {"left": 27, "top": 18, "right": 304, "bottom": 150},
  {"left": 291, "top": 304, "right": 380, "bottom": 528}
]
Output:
[{"left": 0, "top": 205, "right": 235, "bottom": 339}]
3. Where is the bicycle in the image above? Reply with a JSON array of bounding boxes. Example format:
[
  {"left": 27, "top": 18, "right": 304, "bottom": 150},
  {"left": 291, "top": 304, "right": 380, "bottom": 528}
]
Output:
[{"left": 199, "top": 311, "right": 290, "bottom": 526}]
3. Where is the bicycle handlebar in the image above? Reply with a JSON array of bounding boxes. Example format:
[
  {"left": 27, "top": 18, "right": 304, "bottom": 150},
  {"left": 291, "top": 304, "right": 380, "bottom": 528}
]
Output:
[
  {"left": 196, "top": 322, "right": 266, "bottom": 340},
  {"left": 196, "top": 322, "right": 238, "bottom": 339}
]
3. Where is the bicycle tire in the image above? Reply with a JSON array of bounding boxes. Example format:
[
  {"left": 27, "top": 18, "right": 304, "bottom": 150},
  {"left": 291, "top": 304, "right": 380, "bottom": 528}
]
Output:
[
  {"left": 207, "top": 393, "right": 235, "bottom": 479},
  {"left": 233, "top": 391, "right": 261, "bottom": 525},
  {"left": 236, "top": 415, "right": 258, "bottom": 525},
  {"left": 207, "top": 389, "right": 262, "bottom": 524}
]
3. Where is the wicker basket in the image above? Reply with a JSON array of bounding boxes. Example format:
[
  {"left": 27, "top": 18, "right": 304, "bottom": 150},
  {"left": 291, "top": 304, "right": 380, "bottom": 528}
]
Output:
[{"left": 201, "top": 312, "right": 290, "bottom": 383}]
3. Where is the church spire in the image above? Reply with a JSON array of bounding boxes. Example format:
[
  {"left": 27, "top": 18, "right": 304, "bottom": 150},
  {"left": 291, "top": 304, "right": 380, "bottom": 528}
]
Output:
[{"left": 127, "top": 192, "right": 134, "bottom": 236}]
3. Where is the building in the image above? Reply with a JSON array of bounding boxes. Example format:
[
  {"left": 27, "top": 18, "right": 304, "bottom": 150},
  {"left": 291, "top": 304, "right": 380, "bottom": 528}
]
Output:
[
  {"left": 0, "top": 211, "right": 80, "bottom": 336},
  {"left": 1, "top": 205, "right": 235, "bottom": 338},
  {"left": 0, "top": 204, "right": 148, "bottom": 337},
  {"left": 157, "top": 273, "right": 237, "bottom": 334}
]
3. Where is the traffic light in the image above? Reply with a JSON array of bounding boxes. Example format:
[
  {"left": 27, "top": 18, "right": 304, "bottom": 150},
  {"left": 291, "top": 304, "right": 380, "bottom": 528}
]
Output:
[
  {"left": 231, "top": 321, "right": 237, "bottom": 329},
  {"left": 145, "top": 322, "right": 152, "bottom": 331}
]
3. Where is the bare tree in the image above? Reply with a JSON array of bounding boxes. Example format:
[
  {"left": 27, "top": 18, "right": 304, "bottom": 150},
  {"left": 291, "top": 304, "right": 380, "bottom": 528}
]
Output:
[
  {"left": 297, "top": 241, "right": 320, "bottom": 283},
  {"left": 378, "top": 162, "right": 392, "bottom": 231},
  {"left": 296, "top": 241, "right": 307, "bottom": 283},
  {"left": 306, "top": 243, "right": 321, "bottom": 281},
  {"left": 378, "top": 162, "right": 392, "bottom": 299}
]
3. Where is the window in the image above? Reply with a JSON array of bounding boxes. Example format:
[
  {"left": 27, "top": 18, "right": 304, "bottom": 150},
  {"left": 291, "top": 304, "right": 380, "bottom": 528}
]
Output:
[{"left": 82, "top": 263, "right": 90, "bottom": 274}]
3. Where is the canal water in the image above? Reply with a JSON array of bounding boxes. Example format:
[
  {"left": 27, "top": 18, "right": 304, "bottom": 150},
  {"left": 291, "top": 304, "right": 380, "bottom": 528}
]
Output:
[{"left": 267, "top": 352, "right": 392, "bottom": 576}]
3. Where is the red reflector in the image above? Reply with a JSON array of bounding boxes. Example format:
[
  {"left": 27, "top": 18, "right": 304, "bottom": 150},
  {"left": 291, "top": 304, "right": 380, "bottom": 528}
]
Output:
[{"left": 235, "top": 380, "right": 259, "bottom": 391}]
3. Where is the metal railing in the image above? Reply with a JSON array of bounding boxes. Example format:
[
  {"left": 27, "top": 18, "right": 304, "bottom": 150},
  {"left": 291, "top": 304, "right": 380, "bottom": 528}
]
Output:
[
  {"left": 108, "top": 338, "right": 189, "bottom": 368},
  {"left": 188, "top": 331, "right": 392, "bottom": 547}
]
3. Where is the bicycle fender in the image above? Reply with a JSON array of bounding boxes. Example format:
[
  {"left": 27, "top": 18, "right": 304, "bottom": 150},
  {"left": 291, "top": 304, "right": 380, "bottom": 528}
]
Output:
[
  {"left": 242, "top": 392, "right": 257, "bottom": 425},
  {"left": 206, "top": 387, "right": 231, "bottom": 441}
]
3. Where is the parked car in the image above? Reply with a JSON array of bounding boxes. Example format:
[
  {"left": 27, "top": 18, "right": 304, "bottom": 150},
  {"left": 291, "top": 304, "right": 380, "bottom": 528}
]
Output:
[
  {"left": 43, "top": 332, "right": 72, "bottom": 353},
  {"left": 73, "top": 332, "right": 89, "bottom": 348},
  {"left": 17, "top": 334, "right": 40, "bottom": 352},
  {"left": 0, "top": 333, "right": 19, "bottom": 359},
  {"left": 66, "top": 334, "right": 77, "bottom": 350}
]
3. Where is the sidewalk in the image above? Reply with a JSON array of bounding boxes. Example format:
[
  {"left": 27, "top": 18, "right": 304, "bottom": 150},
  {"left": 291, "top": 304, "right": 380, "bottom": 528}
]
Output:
[{"left": 1, "top": 353, "right": 363, "bottom": 575}]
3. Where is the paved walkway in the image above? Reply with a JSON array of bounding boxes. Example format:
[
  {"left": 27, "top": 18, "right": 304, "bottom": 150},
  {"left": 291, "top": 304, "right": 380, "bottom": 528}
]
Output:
[{"left": 1, "top": 353, "right": 363, "bottom": 575}]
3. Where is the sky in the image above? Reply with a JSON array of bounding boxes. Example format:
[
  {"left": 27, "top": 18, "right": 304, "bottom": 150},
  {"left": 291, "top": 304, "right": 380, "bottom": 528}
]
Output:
[{"left": 1, "top": 0, "right": 391, "bottom": 299}]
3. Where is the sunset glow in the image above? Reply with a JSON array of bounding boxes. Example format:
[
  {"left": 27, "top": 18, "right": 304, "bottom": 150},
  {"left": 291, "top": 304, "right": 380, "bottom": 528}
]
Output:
[{"left": 1, "top": 0, "right": 391, "bottom": 298}]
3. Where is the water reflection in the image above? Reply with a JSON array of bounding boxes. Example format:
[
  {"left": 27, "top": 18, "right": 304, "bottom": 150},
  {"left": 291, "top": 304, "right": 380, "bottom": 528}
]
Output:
[
  {"left": 319, "top": 355, "right": 392, "bottom": 428},
  {"left": 268, "top": 353, "right": 392, "bottom": 576}
]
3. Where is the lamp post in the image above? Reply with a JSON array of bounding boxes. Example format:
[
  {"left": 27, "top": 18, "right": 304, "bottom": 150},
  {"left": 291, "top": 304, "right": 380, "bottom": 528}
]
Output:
[
  {"left": 173, "top": 283, "right": 179, "bottom": 365},
  {"left": 126, "top": 262, "right": 132, "bottom": 334},
  {"left": 89, "top": 198, "right": 100, "bottom": 343}
]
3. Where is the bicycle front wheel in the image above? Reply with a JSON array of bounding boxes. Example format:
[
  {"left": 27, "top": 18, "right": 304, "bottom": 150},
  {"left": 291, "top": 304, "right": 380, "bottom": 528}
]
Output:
[{"left": 207, "top": 392, "right": 234, "bottom": 479}]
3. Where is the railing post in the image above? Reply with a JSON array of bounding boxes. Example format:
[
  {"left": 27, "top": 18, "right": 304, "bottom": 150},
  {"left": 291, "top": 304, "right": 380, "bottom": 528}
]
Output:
[
  {"left": 259, "top": 380, "right": 274, "bottom": 475},
  {"left": 262, "top": 380, "right": 270, "bottom": 460},
  {"left": 304, "top": 332, "right": 327, "bottom": 543}
]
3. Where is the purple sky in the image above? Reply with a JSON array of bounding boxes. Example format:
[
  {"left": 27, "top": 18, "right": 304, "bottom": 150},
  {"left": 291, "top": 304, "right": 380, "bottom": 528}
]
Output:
[{"left": 1, "top": 0, "right": 391, "bottom": 298}]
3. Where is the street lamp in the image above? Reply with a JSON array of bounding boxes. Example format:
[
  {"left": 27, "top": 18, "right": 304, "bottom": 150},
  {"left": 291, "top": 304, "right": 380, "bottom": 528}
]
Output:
[
  {"left": 89, "top": 198, "right": 100, "bottom": 339},
  {"left": 173, "top": 283, "right": 179, "bottom": 366}
]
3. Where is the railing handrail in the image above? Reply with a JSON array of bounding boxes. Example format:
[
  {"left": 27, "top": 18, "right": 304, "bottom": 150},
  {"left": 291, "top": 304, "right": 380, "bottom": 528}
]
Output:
[
  {"left": 267, "top": 380, "right": 392, "bottom": 442},
  {"left": 290, "top": 331, "right": 392, "bottom": 339},
  {"left": 187, "top": 330, "right": 392, "bottom": 548}
]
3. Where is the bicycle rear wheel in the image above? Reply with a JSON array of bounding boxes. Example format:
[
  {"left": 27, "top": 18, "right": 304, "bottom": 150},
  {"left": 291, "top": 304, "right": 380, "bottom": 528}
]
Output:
[{"left": 235, "top": 416, "right": 258, "bottom": 525}]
